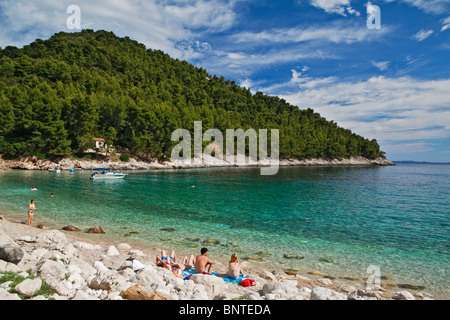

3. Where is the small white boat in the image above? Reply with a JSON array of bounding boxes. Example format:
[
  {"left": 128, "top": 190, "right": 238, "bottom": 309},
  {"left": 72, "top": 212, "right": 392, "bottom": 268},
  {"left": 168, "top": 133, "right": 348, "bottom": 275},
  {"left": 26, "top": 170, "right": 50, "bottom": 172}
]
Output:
[
  {"left": 48, "top": 169, "right": 61, "bottom": 173},
  {"left": 90, "top": 168, "right": 127, "bottom": 180}
]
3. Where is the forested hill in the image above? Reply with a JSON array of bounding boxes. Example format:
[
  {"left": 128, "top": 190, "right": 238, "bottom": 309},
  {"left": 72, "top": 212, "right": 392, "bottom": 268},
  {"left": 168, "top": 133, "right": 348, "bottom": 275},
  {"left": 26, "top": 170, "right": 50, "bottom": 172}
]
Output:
[{"left": 0, "top": 30, "right": 385, "bottom": 161}]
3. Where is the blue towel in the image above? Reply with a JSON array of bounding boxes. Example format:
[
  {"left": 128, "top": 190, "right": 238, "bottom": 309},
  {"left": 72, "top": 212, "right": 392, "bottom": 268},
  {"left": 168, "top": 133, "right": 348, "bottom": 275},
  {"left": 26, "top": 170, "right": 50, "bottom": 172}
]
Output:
[
  {"left": 222, "top": 274, "right": 246, "bottom": 283},
  {"left": 182, "top": 267, "right": 246, "bottom": 283}
]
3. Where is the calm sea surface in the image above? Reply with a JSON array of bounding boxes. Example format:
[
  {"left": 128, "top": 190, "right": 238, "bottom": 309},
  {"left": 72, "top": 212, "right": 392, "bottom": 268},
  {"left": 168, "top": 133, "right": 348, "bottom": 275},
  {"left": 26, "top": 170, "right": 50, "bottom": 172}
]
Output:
[{"left": 0, "top": 163, "right": 449, "bottom": 297}]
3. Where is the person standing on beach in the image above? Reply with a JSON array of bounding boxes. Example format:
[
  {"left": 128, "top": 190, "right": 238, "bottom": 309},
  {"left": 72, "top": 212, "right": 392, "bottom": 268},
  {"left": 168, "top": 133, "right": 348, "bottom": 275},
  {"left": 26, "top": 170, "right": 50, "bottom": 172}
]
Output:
[
  {"left": 27, "top": 199, "right": 36, "bottom": 225},
  {"left": 194, "top": 247, "right": 215, "bottom": 274}
]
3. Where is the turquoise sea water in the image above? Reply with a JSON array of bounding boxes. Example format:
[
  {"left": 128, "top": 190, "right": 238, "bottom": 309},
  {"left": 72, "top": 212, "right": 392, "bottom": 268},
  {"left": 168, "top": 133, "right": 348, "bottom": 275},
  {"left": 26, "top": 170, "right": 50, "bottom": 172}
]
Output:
[{"left": 0, "top": 164, "right": 449, "bottom": 297}]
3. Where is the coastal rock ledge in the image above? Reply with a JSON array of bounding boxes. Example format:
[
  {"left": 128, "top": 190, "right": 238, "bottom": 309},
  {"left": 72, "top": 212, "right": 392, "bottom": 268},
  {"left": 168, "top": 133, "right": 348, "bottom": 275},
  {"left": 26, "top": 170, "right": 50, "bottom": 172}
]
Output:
[
  {"left": 0, "top": 218, "right": 431, "bottom": 301},
  {"left": 0, "top": 155, "right": 394, "bottom": 171}
]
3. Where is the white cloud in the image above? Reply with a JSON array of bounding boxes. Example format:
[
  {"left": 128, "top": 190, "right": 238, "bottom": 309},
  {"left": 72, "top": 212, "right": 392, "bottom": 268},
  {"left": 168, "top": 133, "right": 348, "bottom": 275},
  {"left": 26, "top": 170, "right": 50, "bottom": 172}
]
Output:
[
  {"left": 310, "top": 0, "right": 360, "bottom": 16},
  {"left": 384, "top": 0, "right": 450, "bottom": 15},
  {"left": 413, "top": 29, "right": 434, "bottom": 41},
  {"left": 381, "top": 142, "right": 434, "bottom": 154},
  {"left": 201, "top": 47, "right": 338, "bottom": 77},
  {"left": 289, "top": 69, "right": 336, "bottom": 88},
  {"left": 232, "top": 22, "right": 389, "bottom": 44},
  {"left": 441, "top": 16, "right": 450, "bottom": 31},
  {"left": 260, "top": 73, "right": 450, "bottom": 155},
  {"left": 0, "top": 0, "right": 238, "bottom": 60},
  {"left": 372, "top": 60, "right": 390, "bottom": 71}
]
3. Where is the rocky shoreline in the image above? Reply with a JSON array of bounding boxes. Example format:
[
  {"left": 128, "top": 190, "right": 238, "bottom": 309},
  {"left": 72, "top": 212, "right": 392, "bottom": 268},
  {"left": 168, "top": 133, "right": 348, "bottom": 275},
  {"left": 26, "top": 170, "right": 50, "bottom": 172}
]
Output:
[
  {"left": 0, "top": 215, "right": 433, "bottom": 301},
  {"left": 0, "top": 155, "right": 394, "bottom": 171}
]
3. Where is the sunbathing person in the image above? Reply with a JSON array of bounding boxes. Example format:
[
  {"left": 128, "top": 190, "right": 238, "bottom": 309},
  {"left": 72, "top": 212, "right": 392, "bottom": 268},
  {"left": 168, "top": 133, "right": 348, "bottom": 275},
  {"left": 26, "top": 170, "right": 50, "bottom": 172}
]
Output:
[
  {"left": 156, "top": 249, "right": 176, "bottom": 269},
  {"left": 194, "top": 247, "right": 215, "bottom": 274},
  {"left": 167, "top": 253, "right": 195, "bottom": 271},
  {"left": 226, "top": 254, "right": 245, "bottom": 280},
  {"left": 180, "top": 254, "right": 196, "bottom": 271}
]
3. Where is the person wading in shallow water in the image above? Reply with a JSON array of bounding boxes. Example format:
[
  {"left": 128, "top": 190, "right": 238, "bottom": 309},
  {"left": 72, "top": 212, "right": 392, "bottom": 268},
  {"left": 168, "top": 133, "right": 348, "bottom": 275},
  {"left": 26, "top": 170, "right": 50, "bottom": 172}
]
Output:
[{"left": 27, "top": 199, "right": 36, "bottom": 225}]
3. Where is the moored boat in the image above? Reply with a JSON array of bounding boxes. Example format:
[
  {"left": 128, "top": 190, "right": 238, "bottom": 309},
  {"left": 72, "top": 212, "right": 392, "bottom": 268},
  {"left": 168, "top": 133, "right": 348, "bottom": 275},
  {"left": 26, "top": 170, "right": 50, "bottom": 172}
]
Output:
[{"left": 90, "top": 168, "right": 127, "bottom": 180}]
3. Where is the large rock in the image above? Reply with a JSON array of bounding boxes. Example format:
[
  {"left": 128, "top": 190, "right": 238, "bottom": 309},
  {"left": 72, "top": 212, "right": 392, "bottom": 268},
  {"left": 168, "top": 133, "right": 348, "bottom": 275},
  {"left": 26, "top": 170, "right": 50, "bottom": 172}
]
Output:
[
  {"left": 190, "top": 274, "right": 227, "bottom": 297},
  {"left": 87, "top": 226, "right": 105, "bottom": 234},
  {"left": 62, "top": 225, "right": 81, "bottom": 232},
  {"left": 33, "top": 230, "right": 68, "bottom": 245},
  {"left": 0, "top": 232, "right": 24, "bottom": 264},
  {"left": 392, "top": 291, "right": 416, "bottom": 300},
  {"left": 89, "top": 271, "right": 128, "bottom": 292},
  {"left": 121, "top": 284, "right": 169, "bottom": 300},
  {"left": 105, "top": 245, "right": 120, "bottom": 256},
  {"left": 0, "top": 288, "right": 21, "bottom": 300},
  {"left": 66, "top": 256, "right": 96, "bottom": 276},
  {"left": 0, "top": 259, "right": 22, "bottom": 272},
  {"left": 130, "top": 269, "right": 164, "bottom": 287},
  {"left": 0, "top": 243, "right": 24, "bottom": 264},
  {"left": 33, "top": 259, "right": 67, "bottom": 280},
  {"left": 14, "top": 278, "right": 42, "bottom": 298},
  {"left": 262, "top": 281, "right": 299, "bottom": 299},
  {"left": 45, "top": 276, "right": 72, "bottom": 296},
  {"left": 259, "top": 270, "right": 277, "bottom": 281},
  {"left": 310, "top": 287, "right": 347, "bottom": 300},
  {"left": 71, "top": 290, "right": 98, "bottom": 300}
]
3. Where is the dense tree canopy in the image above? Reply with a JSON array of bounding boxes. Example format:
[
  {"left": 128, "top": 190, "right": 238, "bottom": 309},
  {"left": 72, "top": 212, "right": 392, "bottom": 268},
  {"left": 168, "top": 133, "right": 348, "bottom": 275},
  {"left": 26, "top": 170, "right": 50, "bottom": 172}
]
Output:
[{"left": 0, "top": 30, "right": 385, "bottom": 161}]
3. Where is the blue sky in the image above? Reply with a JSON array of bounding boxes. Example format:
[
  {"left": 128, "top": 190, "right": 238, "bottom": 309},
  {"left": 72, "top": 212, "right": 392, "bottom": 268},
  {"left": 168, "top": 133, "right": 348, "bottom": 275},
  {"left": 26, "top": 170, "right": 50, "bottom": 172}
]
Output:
[{"left": 1, "top": 0, "right": 449, "bottom": 161}]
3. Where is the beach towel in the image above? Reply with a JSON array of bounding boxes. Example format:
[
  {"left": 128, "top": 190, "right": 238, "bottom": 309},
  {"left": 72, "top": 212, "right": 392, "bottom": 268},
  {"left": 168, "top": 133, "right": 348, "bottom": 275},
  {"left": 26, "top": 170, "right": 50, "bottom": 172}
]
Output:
[
  {"left": 223, "top": 274, "right": 246, "bottom": 284},
  {"left": 181, "top": 268, "right": 245, "bottom": 283}
]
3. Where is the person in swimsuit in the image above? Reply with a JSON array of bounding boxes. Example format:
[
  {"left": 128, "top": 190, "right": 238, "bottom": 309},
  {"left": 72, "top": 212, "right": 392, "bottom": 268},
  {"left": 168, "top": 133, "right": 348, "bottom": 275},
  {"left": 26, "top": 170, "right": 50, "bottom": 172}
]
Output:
[
  {"left": 226, "top": 254, "right": 244, "bottom": 280},
  {"left": 180, "top": 254, "right": 196, "bottom": 271},
  {"left": 156, "top": 249, "right": 176, "bottom": 268},
  {"left": 194, "top": 248, "right": 215, "bottom": 274},
  {"left": 27, "top": 199, "right": 36, "bottom": 225},
  {"left": 155, "top": 250, "right": 193, "bottom": 277}
]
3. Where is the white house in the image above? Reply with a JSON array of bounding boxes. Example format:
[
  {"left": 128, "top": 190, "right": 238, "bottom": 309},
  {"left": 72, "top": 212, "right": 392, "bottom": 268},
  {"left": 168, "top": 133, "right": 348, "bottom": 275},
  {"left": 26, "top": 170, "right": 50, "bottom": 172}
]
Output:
[{"left": 92, "top": 138, "right": 106, "bottom": 149}]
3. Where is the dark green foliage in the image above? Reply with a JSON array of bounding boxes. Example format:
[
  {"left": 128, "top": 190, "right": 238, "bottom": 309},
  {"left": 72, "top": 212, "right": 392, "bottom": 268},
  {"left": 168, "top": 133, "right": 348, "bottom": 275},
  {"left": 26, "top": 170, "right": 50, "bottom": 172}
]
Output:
[
  {"left": 120, "top": 153, "right": 130, "bottom": 162},
  {"left": 0, "top": 30, "right": 385, "bottom": 160}
]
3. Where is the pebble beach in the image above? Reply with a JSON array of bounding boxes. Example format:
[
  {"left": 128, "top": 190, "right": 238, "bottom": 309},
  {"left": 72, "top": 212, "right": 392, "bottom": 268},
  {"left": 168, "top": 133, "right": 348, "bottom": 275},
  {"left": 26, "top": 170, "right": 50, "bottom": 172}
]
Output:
[{"left": 0, "top": 214, "right": 435, "bottom": 301}]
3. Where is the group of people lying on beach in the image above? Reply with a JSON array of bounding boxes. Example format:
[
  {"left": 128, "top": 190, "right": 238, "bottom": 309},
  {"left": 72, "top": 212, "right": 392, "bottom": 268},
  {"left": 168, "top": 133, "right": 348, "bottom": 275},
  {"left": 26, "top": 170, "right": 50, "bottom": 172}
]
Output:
[{"left": 156, "top": 247, "right": 245, "bottom": 281}]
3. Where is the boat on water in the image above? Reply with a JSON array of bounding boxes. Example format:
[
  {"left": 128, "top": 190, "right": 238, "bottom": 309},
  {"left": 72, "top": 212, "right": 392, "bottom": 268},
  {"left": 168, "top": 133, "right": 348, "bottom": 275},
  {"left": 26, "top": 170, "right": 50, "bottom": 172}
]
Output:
[
  {"left": 48, "top": 169, "right": 61, "bottom": 173},
  {"left": 90, "top": 168, "right": 127, "bottom": 180}
]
